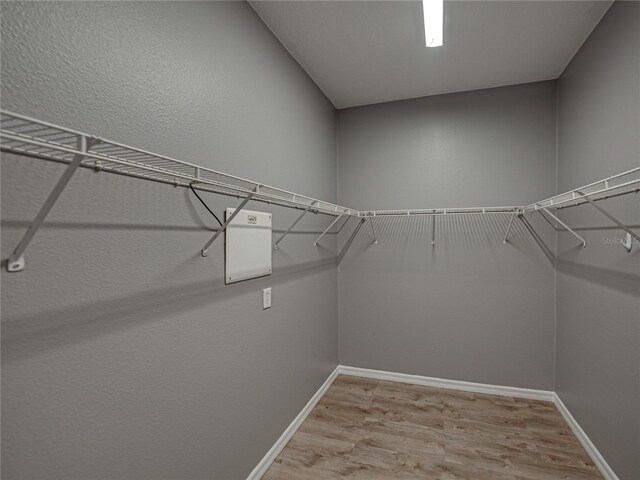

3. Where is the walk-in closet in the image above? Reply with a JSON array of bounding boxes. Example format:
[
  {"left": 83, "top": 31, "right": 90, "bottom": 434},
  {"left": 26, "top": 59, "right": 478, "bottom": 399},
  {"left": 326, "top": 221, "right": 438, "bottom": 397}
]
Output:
[{"left": 1, "top": 1, "right": 638, "bottom": 479}]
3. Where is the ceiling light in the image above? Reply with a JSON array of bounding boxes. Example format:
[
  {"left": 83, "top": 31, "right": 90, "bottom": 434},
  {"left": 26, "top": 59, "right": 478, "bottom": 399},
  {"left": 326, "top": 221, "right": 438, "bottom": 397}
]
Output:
[{"left": 423, "top": 0, "right": 443, "bottom": 47}]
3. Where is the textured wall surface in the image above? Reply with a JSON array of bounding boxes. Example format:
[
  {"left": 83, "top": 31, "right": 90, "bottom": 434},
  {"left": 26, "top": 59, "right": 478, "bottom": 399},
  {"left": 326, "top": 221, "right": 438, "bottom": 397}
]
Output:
[
  {"left": 1, "top": 2, "right": 338, "bottom": 479},
  {"left": 3, "top": 1, "right": 637, "bottom": 479},
  {"left": 555, "top": 2, "right": 640, "bottom": 478},
  {"left": 337, "top": 81, "right": 557, "bottom": 390}
]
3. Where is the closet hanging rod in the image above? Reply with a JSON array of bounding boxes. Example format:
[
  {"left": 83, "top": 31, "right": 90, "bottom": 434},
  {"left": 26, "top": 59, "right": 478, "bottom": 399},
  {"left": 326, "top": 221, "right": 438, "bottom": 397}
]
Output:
[{"left": 0, "top": 110, "right": 359, "bottom": 219}]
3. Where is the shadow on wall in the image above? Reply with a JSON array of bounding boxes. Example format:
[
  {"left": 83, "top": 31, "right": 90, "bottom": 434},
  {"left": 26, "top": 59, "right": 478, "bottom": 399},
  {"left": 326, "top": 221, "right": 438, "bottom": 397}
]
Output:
[
  {"left": 0, "top": 218, "right": 343, "bottom": 237},
  {"left": 335, "top": 213, "right": 556, "bottom": 277},
  {"left": 1, "top": 254, "right": 337, "bottom": 365},
  {"left": 555, "top": 257, "right": 640, "bottom": 298},
  {"left": 1, "top": 174, "right": 351, "bottom": 365},
  {"left": 343, "top": 213, "right": 537, "bottom": 246},
  {"left": 339, "top": 211, "right": 551, "bottom": 254},
  {"left": 519, "top": 215, "right": 556, "bottom": 265},
  {"left": 339, "top": 212, "right": 640, "bottom": 297},
  {"left": 0, "top": 180, "right": 346, "bottom": 256},
  {"left": 4, "top": 201, "right": 636, "bottom": 364}
]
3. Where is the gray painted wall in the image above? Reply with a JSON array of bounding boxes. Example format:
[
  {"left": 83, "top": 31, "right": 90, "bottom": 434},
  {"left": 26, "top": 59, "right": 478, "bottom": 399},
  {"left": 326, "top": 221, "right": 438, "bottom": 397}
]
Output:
[
  {"left": 2, "top": 1, "right": 638, "bottom": 479},
  {"left": 1, "top": 2, "right": 338, "bottom": 479},
  {"left": 555, "top": 2, "right": 640, "bottom": 478},
  {"left": 337, "top": 81, "right": 557, "bottom": 390}
]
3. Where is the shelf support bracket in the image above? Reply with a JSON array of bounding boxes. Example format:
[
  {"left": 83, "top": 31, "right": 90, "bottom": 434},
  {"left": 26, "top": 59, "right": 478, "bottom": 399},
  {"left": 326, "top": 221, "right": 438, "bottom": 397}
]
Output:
[
  {"left": 338, "top": 218, "right": 366, "bottom": 264},
  {"left": 503, "top": 210, "right": 519, "bottom": 244},
  {"left": 542, "top": 207, "right": 587, "bottom": 248},
  {"left": 575, "top": 190, "right": 638, "bottom": 252},
  {"left": 201, "top": 187, "right": 257, "bottom": 257},
  {"left": 314, "top": 214, "right": 344, "bottom": 246},
  {"left": 6, "top": 135, "right": 94, "bottom": 272},
  {"left": 537, "top": 209, "right": 558, "bottom": 231},
  {"left": 336, "top": 215, "right": 352, "bottom": 234},
  {"left": 431, "top": 212, "right": 436, "bottom": 245},
  {"left": 274, "top": 201, "right": 318, "bottom": 250},
  {"left": 369, "top": 217, "right": 378, "bottom": 245}
]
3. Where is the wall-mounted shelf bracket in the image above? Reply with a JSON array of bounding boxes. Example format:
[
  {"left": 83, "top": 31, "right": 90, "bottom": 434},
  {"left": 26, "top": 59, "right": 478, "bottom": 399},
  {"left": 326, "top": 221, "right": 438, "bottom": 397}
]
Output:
[
  {"left": 541, "top": 207, "right": 587, "bottom": 248},
  {"left": 338, "top": 218, "right": 366, "bottom": 264},
  {"left": 314, "top": 214, "right": 343, "bottom": 246},
  {"left": 202, "top": 187, "right": 257, "bottom": 257},
  {"left": 368, "top": 217, "right": 378, "bottom": 245},
  {"left": 502, "top": 210, "right": 520, "bottom": 245},
  {"left": 274, "top": 201, "right": 318, "bottom": 250},
  {"left": 575, "top": 190, "right": 638, "bottom": 252},
  {"left": 6, "top": 135, "right": 95, "bottom": 272},
  {"left": 431, "top": 211, "right": 436, "bottom": 245}
]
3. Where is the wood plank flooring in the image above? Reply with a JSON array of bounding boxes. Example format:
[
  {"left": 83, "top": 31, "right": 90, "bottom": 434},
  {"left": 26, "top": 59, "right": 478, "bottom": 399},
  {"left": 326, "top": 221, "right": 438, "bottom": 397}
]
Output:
[{"left": 262, "top": 375, "right": 602, "bottom": 479}]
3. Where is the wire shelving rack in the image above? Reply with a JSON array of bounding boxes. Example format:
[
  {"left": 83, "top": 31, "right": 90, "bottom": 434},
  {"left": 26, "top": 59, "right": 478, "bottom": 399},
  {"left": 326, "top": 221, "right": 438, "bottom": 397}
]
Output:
[
  {"left": 1, "top": 109, "right": 638, "bottom": 271},
  {"left": 0, "top": 111, "right": 358, "bottom": 217}
]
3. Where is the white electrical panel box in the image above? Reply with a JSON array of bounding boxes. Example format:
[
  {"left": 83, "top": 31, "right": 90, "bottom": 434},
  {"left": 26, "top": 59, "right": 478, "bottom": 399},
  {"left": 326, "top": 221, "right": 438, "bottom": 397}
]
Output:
[{"left": 225, "top": 208, "right": 272, "bottom": 284}]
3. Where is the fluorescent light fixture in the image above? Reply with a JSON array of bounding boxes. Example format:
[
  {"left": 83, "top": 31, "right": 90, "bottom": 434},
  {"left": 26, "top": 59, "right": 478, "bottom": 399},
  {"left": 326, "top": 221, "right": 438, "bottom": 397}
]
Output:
[{"left": 423, "top": 0, "right": 443, "bottom": 47}]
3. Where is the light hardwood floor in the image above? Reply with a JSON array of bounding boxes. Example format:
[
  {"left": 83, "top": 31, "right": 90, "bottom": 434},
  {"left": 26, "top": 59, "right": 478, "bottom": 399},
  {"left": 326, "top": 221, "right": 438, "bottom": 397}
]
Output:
[{"left": 262, "top": 375, "right": 602, "bottom": 479}]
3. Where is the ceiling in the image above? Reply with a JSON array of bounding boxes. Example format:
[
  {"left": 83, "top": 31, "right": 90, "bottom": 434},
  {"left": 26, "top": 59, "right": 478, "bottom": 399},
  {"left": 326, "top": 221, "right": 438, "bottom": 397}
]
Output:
[{"left": 250, "top": 1, "right": 613, "bottom": 109}]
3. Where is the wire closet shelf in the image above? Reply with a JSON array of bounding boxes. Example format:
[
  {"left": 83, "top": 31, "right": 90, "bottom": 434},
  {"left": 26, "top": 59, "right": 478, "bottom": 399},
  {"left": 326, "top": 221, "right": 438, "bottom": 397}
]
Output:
[
  {"left": 1, "top": 109, "right": 639, "bottom": 271},
  {"left": 359, "top": 169, "right": 640, "bottom": 217},
  {"left": 0, "top": 110, "right": 358, "bottom": 218}
]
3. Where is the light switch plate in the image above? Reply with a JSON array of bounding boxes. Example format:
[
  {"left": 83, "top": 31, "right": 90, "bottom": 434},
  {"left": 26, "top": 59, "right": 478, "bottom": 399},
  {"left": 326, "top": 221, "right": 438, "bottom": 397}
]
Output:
[{"left": 263, "top": 288, "right": 272, "bottom": 309}]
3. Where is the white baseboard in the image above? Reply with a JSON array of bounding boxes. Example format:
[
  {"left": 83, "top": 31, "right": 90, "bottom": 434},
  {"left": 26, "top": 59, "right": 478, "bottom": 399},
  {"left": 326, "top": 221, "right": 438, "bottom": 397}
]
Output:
[
  {"left": 248, "top": 365, "right": 617, "bottom": 480},
  {"left": 337, "top": 365, "right": 555, "bottom": 402},
  {"left": 552, "top": 393, "right": 619, "bottom": 480},
  {"left": 246, "top": 366, "right": 340, "bottom": 480}
]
